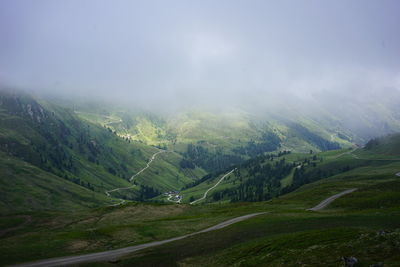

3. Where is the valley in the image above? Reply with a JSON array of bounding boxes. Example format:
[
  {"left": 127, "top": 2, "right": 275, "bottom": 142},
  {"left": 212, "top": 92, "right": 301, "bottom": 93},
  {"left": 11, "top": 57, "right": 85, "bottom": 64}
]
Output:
[
  {"left": 2, "top": 1, "right": 400, "bottom": 266},
  {"left": 1, "top": 90, "right": 400, "bottom": 266}
]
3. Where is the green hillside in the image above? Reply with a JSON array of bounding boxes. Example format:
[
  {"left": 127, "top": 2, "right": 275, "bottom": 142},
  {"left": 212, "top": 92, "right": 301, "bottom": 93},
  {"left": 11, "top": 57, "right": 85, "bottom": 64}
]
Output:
[
  {"left": 110, "top": 144, "right": 400, "bottom": 266},
  {"left": 363, "top": 133, "right": 400, "bottom": 156},
  {"left": 0, "top": 151, "right": 110, "bottom": 212},
  {"left": 179, "top": 133, "right": 400, "bottom": 205},
  {"left": 0, "top": 90, "right": 204, "bottom": 211},
  {"left": 1, "top": 137, "right": 399, "bottom": 266},
  {"left": 72, "top": 103, "right": 353, "bottom": 155},
  {"left": 70, "top": 102, "right": 357, "bottom": 188}
]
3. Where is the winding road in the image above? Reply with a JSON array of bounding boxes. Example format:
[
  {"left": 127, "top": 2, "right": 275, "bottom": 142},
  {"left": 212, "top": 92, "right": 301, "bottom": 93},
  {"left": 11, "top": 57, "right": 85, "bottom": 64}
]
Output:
[
  {"left": 105, "top": 150, "right": 167, "bottom": 206},
  {"left": 334, "top": 147, "right": 358, "bottom": 159},
  {"left": 129, "top": 150, "right": 167, "bottom": 182},
  {"left": 307, "top": 188, "right": 358, "bottom": 211},
  {"left": 166, "top": 193, "right": 182, "bottom": 203},
  {"left": 11, "top": 172, "right": 400, "bottom": 266},
  {"left": 307, "top": 150, "right": 400, "bottom": 211},
  {"left": 342, "top": 148, "right": 400, "bottom": 161},
  {"left": 190, "top": 169, "right": 236, "bottom": 205},
  {"left": 11, "top": 212, "right": 266, "bottom": 267}
]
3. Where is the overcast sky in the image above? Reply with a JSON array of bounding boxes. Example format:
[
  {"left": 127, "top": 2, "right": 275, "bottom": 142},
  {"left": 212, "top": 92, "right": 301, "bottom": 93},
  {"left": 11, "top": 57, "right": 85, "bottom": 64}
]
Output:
[{"left": 1, "top": 0, "right": 399, "bottom": 108}]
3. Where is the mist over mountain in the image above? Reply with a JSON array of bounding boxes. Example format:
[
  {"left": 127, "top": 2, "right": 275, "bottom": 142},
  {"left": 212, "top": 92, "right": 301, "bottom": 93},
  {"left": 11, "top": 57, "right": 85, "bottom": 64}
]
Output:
[
  {"left": 2, "top": 2, "right": 400, "bottom": 266},
  {"left": 1, "top": 0, "right": 399, "bottom": 112}
]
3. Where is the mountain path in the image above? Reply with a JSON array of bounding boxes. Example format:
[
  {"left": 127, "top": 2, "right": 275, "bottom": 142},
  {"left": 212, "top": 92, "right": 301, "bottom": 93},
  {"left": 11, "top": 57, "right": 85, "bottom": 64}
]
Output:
[
  {"left": 12, "top": 170, "right": 400, "bottom": 266},
  {"left": 129, "top": 150, "right": 167, "bottom": 182},
  {"left": 11, "top": 212, "right": 266, "bottom": 267},
  {"left": 307, "top": 188, "right": 358, "bottom": 211},
  {"left": 334, "top": 147, "right": 358, "bottom": 159},
  {"left": 167, "top": 193, "right": 182, "bottom": 203},
  {"left": 347, "top": 148, "right": 400, "bottom": 161},
  {"left": 105, "top": 150, "right": 167, "bottom": 206},
  {"left": 190, "top": 169, "right": 236, "bottom": 205}
]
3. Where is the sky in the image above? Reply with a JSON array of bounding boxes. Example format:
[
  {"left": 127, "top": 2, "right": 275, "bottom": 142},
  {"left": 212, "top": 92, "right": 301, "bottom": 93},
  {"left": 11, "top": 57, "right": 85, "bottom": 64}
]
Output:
[{"left": 1, "top": 0, "right": 400, "bottom": 109}]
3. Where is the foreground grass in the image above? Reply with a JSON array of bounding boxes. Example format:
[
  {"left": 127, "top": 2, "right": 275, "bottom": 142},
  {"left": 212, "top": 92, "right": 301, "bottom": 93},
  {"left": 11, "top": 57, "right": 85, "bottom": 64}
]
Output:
[
  {"left": 110, "top": 161, "right": 400, "bottom": 266},
  {"left": 114, "top": 213, "right": 400, "bottom": 267},
  {"left": 1, "top": 152, "right": 400, "bottom": 266},
  {"left": 0, "top": 201, "right": 268, "bottom": 265}
]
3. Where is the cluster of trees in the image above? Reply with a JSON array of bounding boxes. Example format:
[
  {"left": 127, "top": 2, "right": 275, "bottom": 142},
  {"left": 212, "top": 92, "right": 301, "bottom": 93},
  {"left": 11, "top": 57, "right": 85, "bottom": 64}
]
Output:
[
  {"left": 207, "top": 151, "right": 338, "bottom": 203},
  {"left": 182, "top": 169, "right": 228, "bottom": 190},
  {"left": 65, "top": 175, "right": 95, "bottom": 191},
  {"left": 212, "top": 156, "right": 293, "bottom": 202},
  {"left": 364, "top": 138, "right": 380, "bottom": 150},
  {"left": 179, "top": 158, "right": 195, "bottom": 169},
  {"left": 0, "top": 100, "right": 79, "bottom": 177},
  {"left": 290, "top": 123, "right": 340, "bottom": 151},
  {"left": 136, "top": 185, "right": 161, "bottom": 201},
  {"left": 0, "top": 93, "right": 147, "bottom": 195},
  {"left": 232, "top": 132, "right": 281, "bottom": 157},
  {"left": 180, "top": 144, "right": 243, "bottom": 172},
  {"left": 277, "top": 150, "right": 291, "bottom": 157},
  {"left": 280, "top": 160, "right": 362, "bottom": 195},
  {"left": 337, "top": 132, "right": 351, "bottom": 141}
]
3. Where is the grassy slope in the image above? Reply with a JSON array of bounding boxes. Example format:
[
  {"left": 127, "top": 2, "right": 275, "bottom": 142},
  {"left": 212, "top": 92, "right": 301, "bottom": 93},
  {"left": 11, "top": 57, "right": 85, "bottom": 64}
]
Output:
[
  {"left": 0, "top": 152, "right": 111, "bottom": 212},
  {"left": 71, "top": 111, "right": 202, "bottom": 194},
  {"left": 76, "top": 109, "right": 260, "bottom": 153},
  {"left": 75, "top": 106, "right": 354, "bottom": 155},
  {"left": 179, "top": 151, "right": 326, "bottom": 204},
  {"left": 113, "top": 153, "right": 400, "bottom": 267},
  {"left": 1, "top": 144, "right": 400, "bottom": 266},
  {"left": 179, "top": 169, "right": 240, "bottom": 204},
  {"left": 133, "top": 151, "right": 206, "bottom": 192},
  {"left": 0, "top": 91, "right": 204, "bottom": 211},
  {"left": 0, "top": 202, "right": 267, "bottom": 265},
  {"left": 181, "top": 145, "right": 394, "bottom": 205},
  {"left": 356, "top": 133, "right": 400, "bottom": 158}
]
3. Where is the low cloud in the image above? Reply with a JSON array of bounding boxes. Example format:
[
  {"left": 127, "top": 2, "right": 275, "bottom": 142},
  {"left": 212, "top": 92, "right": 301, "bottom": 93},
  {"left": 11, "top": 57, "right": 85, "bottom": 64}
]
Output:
[{"left": 0, "top": 0, "right": 399, "bottom": 113}]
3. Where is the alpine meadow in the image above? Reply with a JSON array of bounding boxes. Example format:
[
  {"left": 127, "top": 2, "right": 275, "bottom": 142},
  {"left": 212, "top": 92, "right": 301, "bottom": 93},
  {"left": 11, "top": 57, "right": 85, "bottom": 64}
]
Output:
[{"left": 1, "top": 1, "right": 400, "bottom": 266}]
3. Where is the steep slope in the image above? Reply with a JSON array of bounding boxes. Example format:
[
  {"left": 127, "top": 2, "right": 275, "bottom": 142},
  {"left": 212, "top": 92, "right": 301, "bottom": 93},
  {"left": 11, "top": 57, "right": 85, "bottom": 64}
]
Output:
[
  {"left": 112, "top": 143, "right": 400, "bottom": 266},
  {"left": 0, "top": 151, "right": 110, "bottom": 212},
  {"left": 69, "top": 89, "right": 400, "bottom": 155},
  {"left": 71, "top": 103, "right": 352, "bottom": 155},
  {"left": 363, "top": 133, "right": 400, "bottom": 156},
  {"left": 0, "top": 90, "right": 202, "bottom": 210},
  {"left": 180, "top": 133, "right": 400, "bottom": 204},
  {"left": 2, "top": 139, "right": 400, "bottom": 266}
]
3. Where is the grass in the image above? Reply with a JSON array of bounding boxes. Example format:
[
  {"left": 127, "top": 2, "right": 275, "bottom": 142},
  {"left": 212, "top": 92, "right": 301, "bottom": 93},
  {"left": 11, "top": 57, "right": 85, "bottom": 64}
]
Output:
[
  {"left": 110, "top": 156, "right": 400, "bottom": 266},
  {"left": 180, "top": 172, "right": 234, "bottom": 203},
  {"left": 74, "top": 105, "right": 355, "bottom": 157},
  {"left": 1, "top": 151, "right": 399, "bottom": 266},
  {"left": 179, "top": 149, "right": 357, "bottom": 205},
  {"left": 135, "top": 151, "right": 206, "bottom": 192},
  {"left": 115, "top": 213, "right": 400, "bottom": 267},
  {"left": 0, "top": 91, "right": 211, "bottom": 211},
  {"left": 0, "top": 152, "right": 112, "bottom": 212},
  {"left": 1, "top": 92, "right": 399, "bottom": 265},
  {"left": 0, "top": 202, "right": 267, "bottom": 265}
]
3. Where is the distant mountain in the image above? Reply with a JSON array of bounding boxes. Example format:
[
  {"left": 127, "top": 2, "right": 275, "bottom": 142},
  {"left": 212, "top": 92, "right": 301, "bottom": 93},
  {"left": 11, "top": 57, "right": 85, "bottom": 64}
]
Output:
[
  {"left": 363, "top": 133, "right": 400, "bottom": 156},
  {"left": 181, "top": 132, "right": 400, "bottom": 204},
  {"left": 0, "top": 90, "right": 203, "bottom": 212},
  {"left": 2, "top": 88, "right": 400, "bottom": 211},
  {"left": 73, "top": 105, "right": 352, "bottom": 154},
  {"left": 74, "top": 87, "right": 400, "bottom": 155}
]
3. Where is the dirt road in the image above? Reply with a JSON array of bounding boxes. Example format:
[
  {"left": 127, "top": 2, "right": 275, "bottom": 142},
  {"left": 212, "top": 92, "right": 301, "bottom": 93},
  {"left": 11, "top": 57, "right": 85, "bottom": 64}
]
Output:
[
  {"left": 307, "top": 188, "right": 357, "bottom": 211},
  {"left": 11, "top": 212, "right": 266, "bottom": 267},
  {"left": 190, "top": 169, "right": 236, "bottom": 205}
]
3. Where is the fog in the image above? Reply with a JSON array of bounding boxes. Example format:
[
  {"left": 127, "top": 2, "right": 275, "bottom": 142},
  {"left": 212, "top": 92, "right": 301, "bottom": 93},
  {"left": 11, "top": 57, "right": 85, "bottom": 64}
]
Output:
[{"left": 1, "top": 0, "right": 400, "bottom": 112}]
